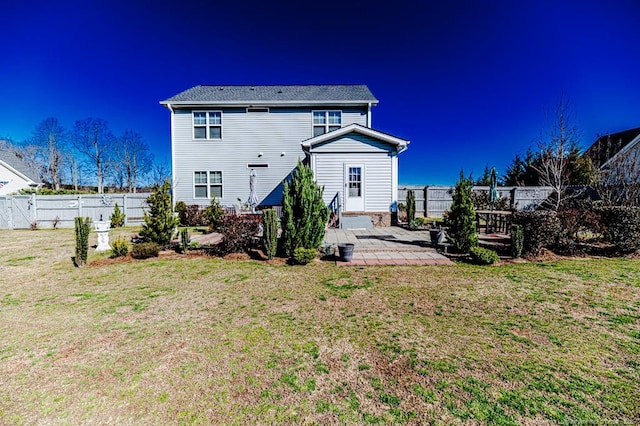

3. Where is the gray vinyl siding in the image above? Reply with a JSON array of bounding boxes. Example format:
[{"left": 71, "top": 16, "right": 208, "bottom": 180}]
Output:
[
  {"left": 172, "top": 107, "right": 368, "bottom": 206},
  {"left": 310, "top": 133, "right": 392, "bottom": 153},
  {"left": 315, "top": 152, "right": 392, "bottom": 212}
]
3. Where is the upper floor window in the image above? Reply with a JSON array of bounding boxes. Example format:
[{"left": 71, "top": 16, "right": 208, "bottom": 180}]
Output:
[
  {"left": 313, "top": 111, "right": 341, "bottom": 137},
  {"left": 193, "top": 111, "right": 222, "bottom": 140}
]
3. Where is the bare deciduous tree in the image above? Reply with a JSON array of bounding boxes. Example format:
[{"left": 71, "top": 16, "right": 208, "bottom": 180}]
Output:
[
  {"left": 31, "top": 117, "right": 66, "bottom": 190},
  {"left": 114, "top": 130, "right": 153, "bottom": 193},
  {"left": 72, "top": 118, "right": 115, "bottom": 194},
  {"left": 532, "top": 95, "right": 595, "bottom": 210}
]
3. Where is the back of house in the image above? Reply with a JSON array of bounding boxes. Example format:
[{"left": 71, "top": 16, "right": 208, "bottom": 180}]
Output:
[{"left": 161, "top": 84, "right": 408, "bottom": 226}]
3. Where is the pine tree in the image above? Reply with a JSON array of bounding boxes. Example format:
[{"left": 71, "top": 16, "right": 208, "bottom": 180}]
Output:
[
  {"left": 281, "top": 161, "right": 330, "bottom": 257},
  {"left": 446, "top": 172, "right": 478, "bottom": 253},
  {"left": 74, "top": 216, "right": 91, "bottom": 267},
  {"left": 139, "top": 179, "right": 179, "bottom": 246},
  {"left": 110, "top": 202, "right": 126, "bottom": 227}
]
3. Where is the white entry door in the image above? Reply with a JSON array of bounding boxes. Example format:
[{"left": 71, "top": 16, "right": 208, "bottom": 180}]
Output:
[{"left": 344, "top": 164, "right": 365, "bottom": 211}]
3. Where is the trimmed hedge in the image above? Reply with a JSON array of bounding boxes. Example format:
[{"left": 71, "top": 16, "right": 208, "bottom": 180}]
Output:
[
  {"left": 292, "top": 247, "right": 317, "bottom": 265},
  {"left": 132, "top": 242, "right": 160, "bottom": 259},
  {"left": 597, "top": 206, "right": 640, "bottom": 253},
  {"left": 470, "top": 246, "right": 499, "bottom": 265},
  {"left": 512, "top": 211, "right": 562, "bottom": 257}
]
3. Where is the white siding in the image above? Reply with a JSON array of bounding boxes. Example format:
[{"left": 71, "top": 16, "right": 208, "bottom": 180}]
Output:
[
  {"left": 315, "top": 152, "right": 393, "bottom": 212},
  {"left": 0, "top": 163, "right": 34, "bottom": 196},
  {"left": 172, "top": 107, "right": 367, "bottom": 206},
  {"left": 311, "top": 134, "right": 391, "bottom": 153}
]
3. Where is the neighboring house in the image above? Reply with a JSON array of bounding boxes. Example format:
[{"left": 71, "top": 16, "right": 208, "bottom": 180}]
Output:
[
  {"left": 585, "top": 127, "right": 640, "bottom": 169},
  {"left": 0, "top": 149, "right": 41, "bottom": 195},
  {"left": 161, "top": 85, "right": 408, "bottom": 226}
]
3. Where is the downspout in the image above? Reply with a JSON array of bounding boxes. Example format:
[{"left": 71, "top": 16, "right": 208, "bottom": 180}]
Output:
[
  {"left": 367, "top": 102, "right": 372, "bottom": 128},
  {"left": 167, "top": 103, "right": 176, "bottom": 209}
]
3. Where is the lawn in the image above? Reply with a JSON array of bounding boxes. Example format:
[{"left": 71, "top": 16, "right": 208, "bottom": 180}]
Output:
[{"left": 0, "top": 228, "right": 639, "bottom": 425}]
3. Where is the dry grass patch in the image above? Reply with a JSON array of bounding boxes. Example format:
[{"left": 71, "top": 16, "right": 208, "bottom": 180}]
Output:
[{"left": 0, "top": 229, "right": 638, "bottom": 424}]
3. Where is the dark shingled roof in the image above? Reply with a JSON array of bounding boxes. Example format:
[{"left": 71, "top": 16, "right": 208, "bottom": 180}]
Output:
[
  {"left": 585, "top": 127, "right": 640, "bottom": 168},
  {"left": 161, "top": 85, "right": 377, "bottom": 105},
  {"left": 0, "top": 149, "right": 41, "bottom": 182}
]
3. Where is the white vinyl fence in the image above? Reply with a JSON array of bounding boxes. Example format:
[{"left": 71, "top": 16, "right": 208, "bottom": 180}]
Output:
[
  {"left": 398, "top": 186, "right": 554, "bottom": 218},
  {"left": 0, "top": 193, "right": 150, "bottom": 229}
]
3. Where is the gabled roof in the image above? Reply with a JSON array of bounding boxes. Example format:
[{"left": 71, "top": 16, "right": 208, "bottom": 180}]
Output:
[
  {"left": 301, "top": 124, "right": 409, "bottom": 153},
  {"left": 585, "top": 127, "right": 640, "bottom": 168},
  {"left": 161, "top": 85, "right": 378, "bottom": 107},
  {"left": 0, "top": 149, "right": 41, "bottom": 183}
]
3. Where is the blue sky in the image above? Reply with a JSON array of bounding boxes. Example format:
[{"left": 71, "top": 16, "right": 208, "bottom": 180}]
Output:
[{"left": 2, "top": 0, "right": 639, "bottom": 185}]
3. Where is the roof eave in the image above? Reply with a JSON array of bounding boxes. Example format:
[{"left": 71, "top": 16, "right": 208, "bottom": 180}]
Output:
[
  {"left": 301, "top": 124, "right": 409, "bottom": 151},
  {"left": 160, "top": 100, "right": 379, "bottom": 108}
]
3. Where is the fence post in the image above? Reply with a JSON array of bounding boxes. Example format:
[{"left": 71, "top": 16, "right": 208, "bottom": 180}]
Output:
[
  {"left": 31, "top": 193, "right": 37, "bottom": 226},
  {"left": 123, "top": 193, "right": 128, "bottom": 226},
  {"left": 78, "top": 195, "right": 82, "bottom": 217},
  {"left": 425, "top": 186, "right": 430, "bottom": 218}
]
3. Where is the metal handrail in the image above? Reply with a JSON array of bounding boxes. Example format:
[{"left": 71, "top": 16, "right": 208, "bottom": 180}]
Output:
[{"left": 328, "top": 192, "right": 341, "bottom": 228}]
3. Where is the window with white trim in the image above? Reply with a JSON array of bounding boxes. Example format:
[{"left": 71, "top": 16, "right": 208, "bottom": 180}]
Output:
[
  {"left": 193, "top": 111, "right": 222, "bottom": 140},
  {"left": 194, "top": 171, "right": 223, "bottom": 198},
  {"left": 312, "top": 110, "right": 341, "bottom": 136}
]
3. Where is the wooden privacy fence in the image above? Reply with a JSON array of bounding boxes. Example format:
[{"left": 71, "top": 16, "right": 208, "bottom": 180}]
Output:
[
  {"left": 398, "top": 185, "right": 554, "bottom": 218},
  {"left": 0, "top": 193, "right": 150, "bottom": 229}
]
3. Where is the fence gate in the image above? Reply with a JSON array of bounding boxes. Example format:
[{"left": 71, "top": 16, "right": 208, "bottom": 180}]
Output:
[{"left": 11, "top": 196, "right": 34, "bottom": 229}]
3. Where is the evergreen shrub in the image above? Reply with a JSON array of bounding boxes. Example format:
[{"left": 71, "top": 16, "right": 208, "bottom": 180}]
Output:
[
  {"left": 281, "top": 161, "right": 329, "bottom": 257},
  {"left": 470, "top": 246, "right": 499, "bottom": 265},
  {"left": 262, "top": 208, "right": 279, "bottom": 260},
  {"left": 140, "top": 179, "right": 179, "bottom": 246},
  {"left": 406, "top": 190, "right": 416, "bottom": 226},
  {"left": 74, "top": 216, "right": 91, "bottom": 267},
  {"left": 204, "top": 197, "right": 225, "bottom": 231},
  {"left": 292, "top": 247, "right": 317, "bottom": 265},
  {"left": 132, "top": 242, "right": 160, "bottom": 259},
  {"left": 445, "top": 173, "right": 478, "bottom": 253},
  {"left": 110, "top": 202, "right": 126, "bottom": 227},
  {"left": 597, "top": 206, "right": 640, "bottom": 253},
  {"left": 175, "top": 201, "right": 188, "bottom": 226},
  {"left": 110, "top": 237, "right": 129, "bottom": 258},
  {"left": 510, "top": 224, "right": 524, "bottom": 258},
  {"left": 512, "top": 211, "right": 562, "bottom": 256}
]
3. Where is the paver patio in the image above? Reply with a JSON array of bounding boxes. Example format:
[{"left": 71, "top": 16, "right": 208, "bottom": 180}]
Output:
[{"left": 324, "top": 227, "right": 454, "bottom": 266}]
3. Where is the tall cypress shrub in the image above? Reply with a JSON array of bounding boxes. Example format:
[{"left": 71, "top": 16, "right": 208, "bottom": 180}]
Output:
[
  {"left": 446, "top": 172, "right": 478, "bottom": 253},
  {"left": 262, "top": 208, "right": 279, "bottom": 260},
  {"left": 139, "top": 179, "right": 179, "bottom": 246},
  {"left": 281, "top": 161, "right": 330, "bottom": 257},
  {"left": 74, "top": 216, "right": 91, "bottom": 267},
  {"left": 406, "top": 189, "right": 416, "bottom": 226}
]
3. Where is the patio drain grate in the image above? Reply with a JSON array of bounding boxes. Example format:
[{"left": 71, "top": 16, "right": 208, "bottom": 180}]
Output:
[{"left": 355, "top": 235, "right": 397, "bottom": 240}]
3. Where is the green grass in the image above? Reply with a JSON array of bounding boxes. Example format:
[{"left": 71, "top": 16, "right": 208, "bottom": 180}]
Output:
[{"left": 0, "top": 228, "right": 638, "bottom": 424}]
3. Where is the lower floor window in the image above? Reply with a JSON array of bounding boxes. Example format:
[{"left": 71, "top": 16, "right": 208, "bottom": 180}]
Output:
[{"left": 194, "top": 171, "right": 222, "bottom": 198}]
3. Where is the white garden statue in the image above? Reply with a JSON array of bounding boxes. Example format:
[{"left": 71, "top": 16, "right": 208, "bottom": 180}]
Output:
[{"left": 94, "top": 217, "right": 111, "bottom": 251}]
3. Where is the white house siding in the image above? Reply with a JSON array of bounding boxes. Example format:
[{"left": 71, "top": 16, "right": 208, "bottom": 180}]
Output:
[
  {"left": 171, "top": 107, "right": 367, "bottom": 206},
  {"left": 0, "top": 163, "right": 33, "bottom": 196},
  {"left": 310, "top": 133, "right": 391, "bottom": 154},
  {"left": 314, "top": 153, "right": 393, "bottom": 212}
]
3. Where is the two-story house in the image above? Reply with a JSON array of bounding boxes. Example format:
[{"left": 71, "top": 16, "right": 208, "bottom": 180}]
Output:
[{"left": 160, "top": 85, "right": 408, "bottom": 227}]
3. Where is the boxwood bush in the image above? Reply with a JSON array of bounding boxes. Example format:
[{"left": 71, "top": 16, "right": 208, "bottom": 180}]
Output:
[
  {"left": 470, "top": 246, "right": 499, "bottom": 265},
  {"left": 131, "top": 242, "right": 160, "bottom": 259},
  {"left": 110, "top": 237, "right": 129, "bottom": 258},
  {"left": 292, "top": 247, "right": 317, "bottom": 265}
]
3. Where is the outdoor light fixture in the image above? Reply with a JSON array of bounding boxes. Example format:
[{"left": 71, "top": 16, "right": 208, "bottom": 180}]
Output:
[
  {"left": 281, "top": 152, "right": 286, "bottom": 156},
  {"left": 258, "top": 152, "right": 263, "bottom": 157}
]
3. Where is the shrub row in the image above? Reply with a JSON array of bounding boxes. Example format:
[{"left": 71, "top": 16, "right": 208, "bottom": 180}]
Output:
[{"left": 512, "top": 206, "right": 640, "bottom": 256}]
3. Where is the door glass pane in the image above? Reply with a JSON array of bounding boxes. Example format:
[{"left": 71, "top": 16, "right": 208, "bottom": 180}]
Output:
[{"left": 348, "top": 167, "right": 361, "bottom": 197}]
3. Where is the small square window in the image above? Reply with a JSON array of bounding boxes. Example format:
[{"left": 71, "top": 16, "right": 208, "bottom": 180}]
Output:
[
  {"left": 193, "top": 111, "right": 222, "bottom": 140},
  {"left": 312, "top": 111, "right": 341, "bottom": 136}
]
